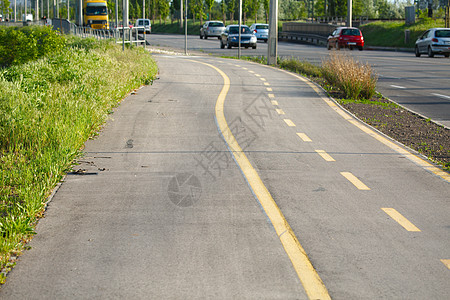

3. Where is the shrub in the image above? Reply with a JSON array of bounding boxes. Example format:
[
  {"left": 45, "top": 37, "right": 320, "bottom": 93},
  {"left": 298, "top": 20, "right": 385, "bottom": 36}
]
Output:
[
  {"left": 279, "top": 58, "right": 322, "bottom": 78},
  {"left": 0, "top": 26, "right": 66, "bottom": 68}
]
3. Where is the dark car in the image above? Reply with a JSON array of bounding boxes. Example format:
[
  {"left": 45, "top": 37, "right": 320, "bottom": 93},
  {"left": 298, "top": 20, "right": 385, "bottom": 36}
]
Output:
[
  {"left": 415, "top": 28, "right": 450, "bottom": 58},
  {"left": 200, "top": 21, "right": 226, "bottom": 39},
  {"left": 220, "top": 25, "right": 257, "bottom": 49},
  {"left": 327, "top": 27, "right": 364, "bottom": 51}
]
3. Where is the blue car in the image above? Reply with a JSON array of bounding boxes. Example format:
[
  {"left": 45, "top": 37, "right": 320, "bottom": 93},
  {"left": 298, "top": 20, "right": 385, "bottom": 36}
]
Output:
[{"left": 220, "top": 25, "right": 257, "bottom": 49}]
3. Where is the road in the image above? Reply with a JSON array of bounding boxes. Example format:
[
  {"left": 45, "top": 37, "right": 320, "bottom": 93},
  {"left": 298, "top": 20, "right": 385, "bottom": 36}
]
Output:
[
  {"left": 1, "top": 52, "right": 449, "bottom": 299},
  {"left": 147, "top": 34, "right": 450, "bottom": 128}
]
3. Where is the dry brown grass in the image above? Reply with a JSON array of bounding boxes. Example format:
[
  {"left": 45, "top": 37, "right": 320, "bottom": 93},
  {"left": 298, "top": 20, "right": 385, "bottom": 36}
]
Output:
[{"left": 322, "top": 52, "right": 378, "bottom": 100}]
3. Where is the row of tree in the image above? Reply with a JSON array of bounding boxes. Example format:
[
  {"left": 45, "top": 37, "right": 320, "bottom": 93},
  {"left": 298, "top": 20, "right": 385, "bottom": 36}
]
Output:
[
  {"left": 1, "top": 0, "right": 448, "bottom": 23},
  {"left": 114, "top": 0, "right": 448, "bottom": 24}
]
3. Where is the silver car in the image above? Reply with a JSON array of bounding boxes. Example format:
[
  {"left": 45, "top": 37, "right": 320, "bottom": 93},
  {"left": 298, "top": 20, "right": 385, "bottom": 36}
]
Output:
[
  {"left": 200, "top": 21, "right": 226, "bottom": 39},
  {"left": 415, "top": 28, "right": 450, "bottom": 58},
  {"left": 249, "top": 23, "right": 269, "bottom": 42}
]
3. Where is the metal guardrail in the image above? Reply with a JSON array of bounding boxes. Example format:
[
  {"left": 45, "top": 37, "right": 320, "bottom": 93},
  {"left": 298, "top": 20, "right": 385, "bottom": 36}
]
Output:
[
  {"left": 1, "top": 18, "right": 147, "bottom": 49},
  {"left": 279, "top": 31, "right": 328, "bottom": 46}
]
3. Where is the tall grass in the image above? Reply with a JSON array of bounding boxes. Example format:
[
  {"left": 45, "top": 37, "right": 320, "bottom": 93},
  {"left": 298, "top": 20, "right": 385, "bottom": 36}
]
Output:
[
  {"left": 322, "top": 52, "right": 377, "bottom": 100},
  {"left": 0, "top": 35, "right": 158, "bottom": 281}
]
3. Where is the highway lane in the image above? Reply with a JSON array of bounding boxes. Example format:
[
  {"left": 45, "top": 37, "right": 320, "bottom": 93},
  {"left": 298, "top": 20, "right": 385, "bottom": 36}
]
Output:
[
  {"left": 147, "top": 34, "right": 450, "bottom": 128},
  {"left": 1, "top": 54, "right": 449, "bottom": 299}
]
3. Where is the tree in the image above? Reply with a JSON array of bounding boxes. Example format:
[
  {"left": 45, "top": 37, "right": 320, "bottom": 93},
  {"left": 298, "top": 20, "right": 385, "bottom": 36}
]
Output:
[
  {"left": 159, "top": 0, "right": 170, "bottom": 23},
  {"left": 205, "top": 0, "right": 214, "bottom": 20},
  {"left": 221, "top": 0, "right": 226, "bottom": 23},
  {"left": 248, "top": 0, "right": 260, "bottom": 22},
  {"left": 225, "top": 0, "right": 235, "bottom": 23},
  {"left": 262, "top": 0, "right": 269, "bottom": 23}
]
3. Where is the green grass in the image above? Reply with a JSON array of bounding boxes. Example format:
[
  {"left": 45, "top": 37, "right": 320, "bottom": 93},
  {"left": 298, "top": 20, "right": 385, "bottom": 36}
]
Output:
[
  {"left": 361, "top": 18, "right": 446, "bottom": 48},
  {"left": 0, "top": 34, "right": 158, "bottom": 281}
]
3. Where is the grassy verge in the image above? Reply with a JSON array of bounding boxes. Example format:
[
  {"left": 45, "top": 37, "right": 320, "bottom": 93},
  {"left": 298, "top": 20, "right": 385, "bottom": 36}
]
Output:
[
  {"left": 0, "top": 33, "right": 158, "bottom": 281},
  {"left": 361, "top": 18, "right": 445, "bottom": 48},
  {"left": 234, "top": 54, "right": 449, "bottom": 171}
]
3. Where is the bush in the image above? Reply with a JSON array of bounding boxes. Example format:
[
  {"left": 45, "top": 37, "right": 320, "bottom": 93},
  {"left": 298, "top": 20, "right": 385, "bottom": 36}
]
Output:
[
  {"left": 322, "top": 53, "right": 377, "bottom": 100},
  {"left": 0, "top": 26, "right": 66, "bottom": 68}
]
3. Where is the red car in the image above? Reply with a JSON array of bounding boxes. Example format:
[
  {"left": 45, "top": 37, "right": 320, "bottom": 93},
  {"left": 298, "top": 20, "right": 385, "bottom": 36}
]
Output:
[{"left": 327, "top": 27, "right": 364, "bottom": 51}]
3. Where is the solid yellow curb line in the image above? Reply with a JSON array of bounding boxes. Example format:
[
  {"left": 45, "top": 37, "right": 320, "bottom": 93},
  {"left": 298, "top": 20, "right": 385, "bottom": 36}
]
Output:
[
  {"left": 277, "top": 68, "right": 449, "bottom": 183},
  {"left": 193, "top": 60, "right": 331, "bottom": 300}
]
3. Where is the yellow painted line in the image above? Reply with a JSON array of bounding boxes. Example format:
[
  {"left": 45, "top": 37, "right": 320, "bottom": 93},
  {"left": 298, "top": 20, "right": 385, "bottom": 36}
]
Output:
[
  {"left": 242, "top": 67, "right": 248, "bottom": 70},
  {"left": 340, "top": 172, "right": 370, "bottom": 190},
  {"left": 267, "top": 87, "right": 273, "bottom": 92},
  {"left": 271, "top": 100, "right": 279, "bottom": 106},
  {"left": 297, "top": 133, "right": 312, "bottom": 142},
  {"left": 381, "top": 208, "right": 421, "bottom": 232},
  {"left": 276, "top": 109, "right": 285, "bottom": 115},
  {"left": 255, "top": 74, "right": 261, "bottom": 77},
  {"left": 284, "top": 119, "right": 296, "bottom": 127},
  {"left": 315, "top": 150, "right": 335, "bottom": 162},
  {"left": 194, "top": 60, "right": 330, "bottom": 300},
  {"left": 268, "top": 93, "right": 275, "bottom": 98},
  {"left": 264, "top": 82, "right": 270, "bottom": 86},
  {"left": 277, "top": 68, "right": 449, "bottom": 183},
  {"left": 260, "top": 78, "right": 267, "bottom": 81},
  {"left": 441, "top": 259, "right": 450, "bottom": 269},
  {"left": 235, "top": 64, "right": 241, "bottom": 67},
  {"left": 248, "top": 70, "right": 255, "bottom": 73}
]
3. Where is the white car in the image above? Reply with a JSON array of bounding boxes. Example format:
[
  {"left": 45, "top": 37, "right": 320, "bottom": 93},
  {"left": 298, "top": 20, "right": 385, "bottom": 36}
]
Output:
[
  {"left": 415, "top": 28, "right": 450, "bottom": 58},
  {"left": 249, "top": 23, "right": 269, "bottom": 42},
  {"left": 135, "top": 19, "right": 151, "bottom": 34},
  {"left": 200, "top": 21, "right": 225, "bottom": 39}
]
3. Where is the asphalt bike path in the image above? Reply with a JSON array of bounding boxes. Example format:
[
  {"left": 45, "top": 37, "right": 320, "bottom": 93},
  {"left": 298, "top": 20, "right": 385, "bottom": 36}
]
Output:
[{"left": 1, "top": 54, "right": 449, "bottom": 299}]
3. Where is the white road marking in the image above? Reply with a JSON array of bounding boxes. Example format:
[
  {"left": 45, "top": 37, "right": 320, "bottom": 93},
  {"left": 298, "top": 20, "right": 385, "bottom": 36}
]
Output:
[
  {"left": 390, "top": 85, "right": 406, "bottom": 89},
  {"left": 432, "top": 93, "right": 450, "bottom": 100}
]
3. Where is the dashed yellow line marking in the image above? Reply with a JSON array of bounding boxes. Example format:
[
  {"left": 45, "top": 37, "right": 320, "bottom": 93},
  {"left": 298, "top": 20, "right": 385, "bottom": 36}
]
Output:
[
  {"left": 315, "top": 150, "right": 335, "bottom": 162},
  {"left": 242, "top": 67, "right": 248, "bottom": 70},
  {"left": 255, "top": 74, "right": 261, "bottom": 77},
  {"left": 267, "top": 87, "right": 273, "bottom": 92},
  {"left": 264, "top": 82, "right": 270, "bottom": 86},
  {"left": 235, "top": 64, "right": 241, "bottom": 67},
  {"left": 381, "top": 208, "right": 421, "bottom": 232},
  {"left": 260, "top": 78, "right": 267, "bottom": 81},
  {"left": 194, "top": 59, "right": 331, "bottom": 300},
  {"left": 248, "top": 70, "right": 255, "bottom": 73},
  {"left": 297, "top": 133, "right": 312, "bottom": 142},
  {"left": 340, "top": 172, "right": 370, "bottom": 190},
  {"left": 441, "top": 259, "right": 450, "bottom": 269},
  {"left": 271, "top": 100, "right": 279, "bottom": 106},
  {"left": 276, "top": 109, "right": 285, "bottom": 115},
  {"left": 268, "top": 94, "right": 275, "bottom": 98},
  {"left": 284, "top": 119, "right": 296, "bottom": 127}
]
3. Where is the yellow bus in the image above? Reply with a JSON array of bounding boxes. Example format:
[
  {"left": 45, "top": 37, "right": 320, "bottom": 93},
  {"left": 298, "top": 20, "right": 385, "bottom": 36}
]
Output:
[{"left": 83, "top": 0, "right": 109, "bottom": 29}]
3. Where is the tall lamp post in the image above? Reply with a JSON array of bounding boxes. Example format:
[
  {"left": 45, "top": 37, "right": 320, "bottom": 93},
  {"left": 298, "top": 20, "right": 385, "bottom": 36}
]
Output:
[
  {"left": 267, "top": 0, "right": 277, "bottom": 65},
  {"left": 347, "top": 0, "right": 352, "bottom": 27}
]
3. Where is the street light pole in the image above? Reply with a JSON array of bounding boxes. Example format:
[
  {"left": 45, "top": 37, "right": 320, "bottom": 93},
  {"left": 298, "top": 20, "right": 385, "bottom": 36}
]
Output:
[
  {"left": 347, "top": 0, "right": 352, "bottom": 27},
  {"left": 267, "top": 0, "right": 277, "bottom": 65},
  {"left": 184, "top": 0, "right": 187, "bottom": 54},
  {"left": 238, "top": 0, "right": 242, "bottom": 59}
]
